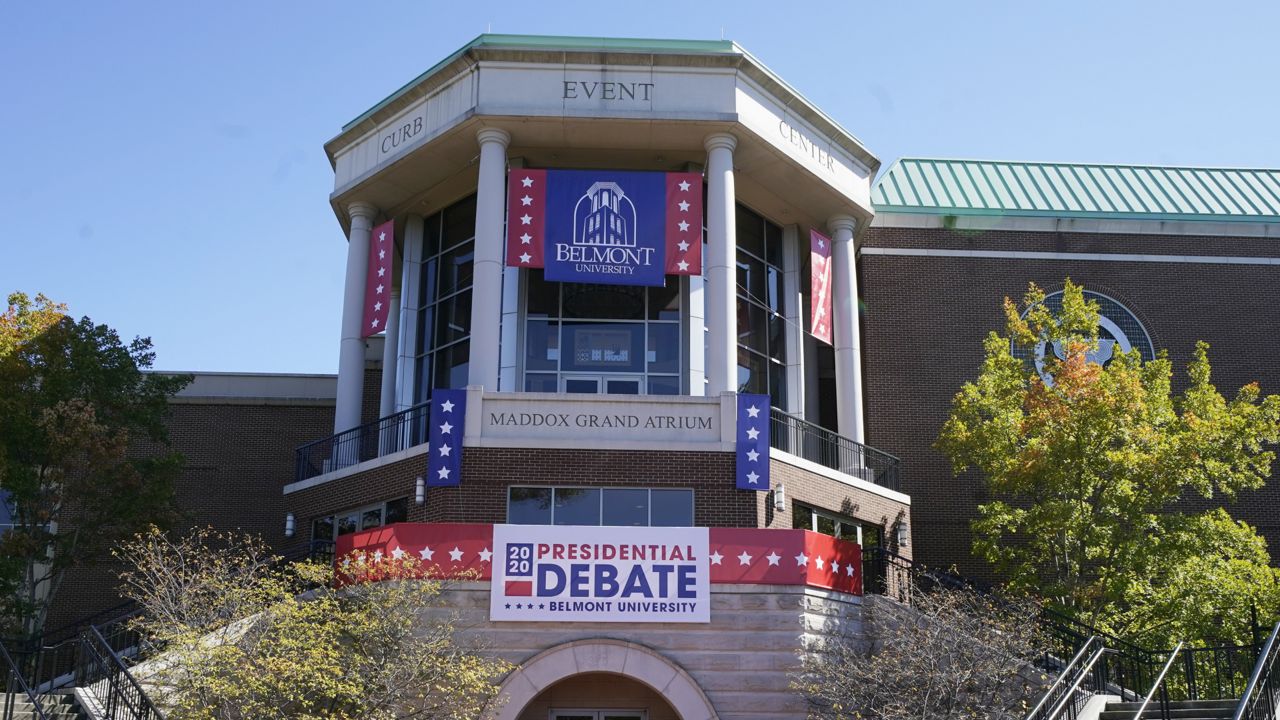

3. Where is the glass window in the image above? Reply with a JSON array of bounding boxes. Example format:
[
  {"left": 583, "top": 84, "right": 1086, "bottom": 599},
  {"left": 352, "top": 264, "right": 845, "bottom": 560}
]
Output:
[
  {"left": 361, "top": 508, "right": 383, "bottom": 530},
  {"left": 524, "top": 373, "right": 558, "bottom": 392},
  {"left": 384, "top": 497, "right": 408, "bottom": 525},
  {"left": 648, "top": 376, "right": 680, "bottom": 395},
  {"left": 562, "top": 322, "right": 644, "bottom": 373},
  {"left": 603, "top": 489, "right": 649, "bottom": 526},
  {"left": 647, "top": 324, "right": 679, "bottom": 374},
  {"left": 794, "top": 503, "right": 882, "bottom": 547},
  {"left": 508, "top": 487, "right": 693, "bottom": 527},
  {"left": 311, "top": 516, "right": 334, "bottom": 544},
  {"left": 410, "top": 195, "right": 477, "bottom": 406},
  {"left": 735, "top": 203, "right": 788, "bottom": 408},
  {"left": 336, "top": 513, "right": 359, "bottom": 536},
  {"left": 648, "top": 280, "right": 680, "bottom": 321},
  {"left": 525, "top": 320, "right": 559, "bottom": 372},
  {"left": 433, "top": 340, "right": 469, "bottom": 390},
  {"left": 509, "top": 487, "right": 553, "bottom": 525},
  {"left": 553, "top": 488, "right": 601, "bottom": 526},
  {"left": 650, "top": 489, "right": 694, "bottom": 527}
]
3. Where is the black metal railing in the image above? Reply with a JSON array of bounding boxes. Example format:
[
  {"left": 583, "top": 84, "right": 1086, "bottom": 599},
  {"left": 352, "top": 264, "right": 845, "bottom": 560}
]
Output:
[
  {"left": 1025, "top": 636, "right": 1111, "bottom": 720},
  {"left": 1234, "top": 622, "right": 1280, "bottom": 720},
  {"left": 77, "top": 625, "right": 160, "bottom": 720},
  {"left": 770, "top": 407, "right": 901, "bottom": 491},
  {"left": 294, "top": 401, "right": 432, "bottom": 483},
  {"left": 1, "top": 640, "right": 49, "bottom": 720}
]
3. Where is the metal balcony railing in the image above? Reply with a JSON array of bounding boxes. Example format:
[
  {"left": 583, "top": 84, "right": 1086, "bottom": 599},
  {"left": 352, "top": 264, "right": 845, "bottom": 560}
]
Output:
[
  {"left": 294, "top": 401, "right": 432, "bottom": 483},
  {"left": 769, "top": 407, "right": 901, "bottom": 492}
]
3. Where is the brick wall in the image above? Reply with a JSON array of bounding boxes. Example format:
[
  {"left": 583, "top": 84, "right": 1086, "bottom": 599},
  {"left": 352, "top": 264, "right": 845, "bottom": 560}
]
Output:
[{"left": 860, "top": 224, "right": 1280, "bottom": 578}]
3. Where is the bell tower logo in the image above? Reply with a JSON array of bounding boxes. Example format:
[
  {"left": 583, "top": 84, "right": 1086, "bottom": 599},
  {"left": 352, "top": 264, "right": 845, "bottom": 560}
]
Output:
[{"left": 574, "top": 182, "right": 638, "bottom": 248}]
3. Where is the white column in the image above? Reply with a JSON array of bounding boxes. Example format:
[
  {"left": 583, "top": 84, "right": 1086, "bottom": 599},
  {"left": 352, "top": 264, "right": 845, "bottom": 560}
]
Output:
[
  {"left": 704, "top": 133, "right": 738, "bottom": 396},
  {"left": 781, "top": 224, "right": 806, "bottom": 415},
  {"left": 334, "top": 201, "right": 378, "bottom": 434},
  {"left": 684, "top": 275, "right": 706, "bottom": 395},
  {"left": 468, "top": 127, "right": 511, "bottom": 391},
  {"left": 396, "top": 215, "right": 425, "bottom": 412},
  {"left": 829, "top": 215, "right": 864, "bottom": 444},
  {"left": 379, "top": 286, "right": 400, "bottom": 418}
]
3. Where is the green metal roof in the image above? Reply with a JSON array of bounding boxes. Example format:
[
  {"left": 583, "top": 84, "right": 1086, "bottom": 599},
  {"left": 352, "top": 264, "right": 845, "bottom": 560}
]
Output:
[{"left": 874, "top": 158, "right": 1280, "bottom": 223}]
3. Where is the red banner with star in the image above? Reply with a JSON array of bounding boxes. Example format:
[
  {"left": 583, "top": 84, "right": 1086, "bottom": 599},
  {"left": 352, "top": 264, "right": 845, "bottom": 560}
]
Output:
[{"left": 361, "top": 220, "right": 395, "bottom": 338}]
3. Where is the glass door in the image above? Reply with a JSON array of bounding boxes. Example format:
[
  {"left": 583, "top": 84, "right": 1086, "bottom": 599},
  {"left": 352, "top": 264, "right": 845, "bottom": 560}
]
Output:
[
  {"left": 551, "top": 712, "right": 645, "bottom": 720},
  {"left": 561, "top": 375, "right": 643, "bottom": 394}
]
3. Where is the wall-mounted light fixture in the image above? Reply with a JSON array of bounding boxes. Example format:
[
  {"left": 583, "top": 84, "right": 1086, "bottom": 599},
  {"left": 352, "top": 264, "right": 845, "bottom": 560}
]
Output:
[
  {"left": 895, "top": 521, "right": 910, "bottom": 548},
  {"left": 284, "top": 512, "right": 295, "bottom": 538},
  {"left": 773, "top": 484, "right": 786, "bottom": 512},
  {"left": 415, "top": 476, "right": 425, "bottom": 505}
]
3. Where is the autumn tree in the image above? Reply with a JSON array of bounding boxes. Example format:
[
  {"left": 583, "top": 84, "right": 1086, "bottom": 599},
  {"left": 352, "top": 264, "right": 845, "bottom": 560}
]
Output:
[
  {"left": 0, "top": 291, "right": 189, "bottom": 638},
  {"left": 936, "top": 280, "right": 1280, "bottom": 647},
  {"left": 795, "top": 585, "right": 1048, "bottom": 720},
  {"left": 115, "top": 528, "right": 510, "bottom": 720}
]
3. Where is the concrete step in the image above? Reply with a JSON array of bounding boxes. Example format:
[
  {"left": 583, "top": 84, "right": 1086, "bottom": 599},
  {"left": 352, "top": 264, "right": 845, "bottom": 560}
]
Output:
[
  {"left": 1099, "top": 698, "right": 1237, "bottom": 720},
  {"left": 1, "top": 692, "right": 88, "bottom": 719}
]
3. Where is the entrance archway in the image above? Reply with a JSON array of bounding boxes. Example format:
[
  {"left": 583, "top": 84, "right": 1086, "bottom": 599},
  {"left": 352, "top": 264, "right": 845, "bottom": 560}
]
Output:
[{"left": 488, "top": 639, "right": 718, "bottom": 720}]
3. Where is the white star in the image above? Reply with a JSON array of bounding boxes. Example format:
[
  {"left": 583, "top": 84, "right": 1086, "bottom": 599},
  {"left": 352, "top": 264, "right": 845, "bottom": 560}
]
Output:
[
  {"left": 746, "top": 449, "right": 759, "bottom": 462},
  {"left": 815, "top": 556, "right": 825, "bottom": 570},
  {"left": 678, "top": 180, "right": 690, "bottom": 191},
  {"left": 437, "top": 466, "right": 451, "bottom": 480},
  {"left": 376, "top": 284, "right": 384, "bottom": 294},
  {"left": 378, "top": 266, "right": 385, "bottom": 277},
  {"left": 439, "top": 421, "right": 453, "bottom": 434},
  {"left": 520, "top": 233, "right": 532, "bottom": 244},
  {"left": 737, "top": 551, "right": 753, "bottom": 566},
  {"left": 379, "top": 231, "right": 387, "bottom": 242},
  {"left": 448, "top": 547, "right": 464, "bottom": 562},
  {"left": 794, "top": 552, "right": 809, "bottom": 567},
  {"left": 766, "top": 552, "right": 781, "bottom": 566},
  {"left": 677, "top": 260, "right": 689, "bottom": 271},
  {"left": 818, "top": 238, "right": 825, "bottom": 249},
  {"left": 341, "top": 556, "right": 351, "bottom": 569},
  {"left": 438, "top": 444, "right": 451, "bottom": 457},
  {"left": 845, "top": 563, "right": 856, "bottom": 576},
  {"left": 677, "top": 220, "right": 690, "bottom": 232},
  {"left": 419, "top": 546, "right": 434, "bottom": 561},
  {"left": 478, "top": 548, "right": 493, "bottom": 563},
  {"left": 370, "top": 318, "right": 380, "bottom": 329},
  {"left": 746, "top": 427, "right": 760, "bottom": 441},
  {"left": 373, "top": 301, "right": 382, "bottom": 312},
  {"left": 746, "top": 470, "right": 760, "bottom": 484},
  {"left": 678, "top": 200, "right": 690, "bottom": 211},
  {"left": 816, "top": 306, "right": 826, "bottom": 319},
  {"left": 378, "top": 249, "right": 385, "bottom": 259},
  {"left": 747, "top": 405, "right": 761, "bottom": 418},
  {"left": 709, "top": 551, "right": 724, "bottom": 565},
  {"left": 373, "top": 550, "right": 383, "bottom": 562},
  {"left": 521, "top": 195, "right": 532, "bottom": 206},
  {"left": 677, "top": 240, "right": 689, "bottom": 252},
  {"left": 391, "top": 547, "right": 406, "bottom": 559},
  {"left": 440, "top": 399, "right": 454, "bottom": 412},
  {"left": 521, "top": 176, "right": 533, "bottom": 187},
  {"left": 519, "top": 252, "right": 532, "bottom": 264},
  {"left": 520, "top": 214, "right": 532, "bottom": 225}
]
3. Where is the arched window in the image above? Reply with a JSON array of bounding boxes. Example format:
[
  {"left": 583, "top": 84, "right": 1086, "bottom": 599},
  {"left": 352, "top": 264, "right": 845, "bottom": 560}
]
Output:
[{"left": 1012, "top": 289, "right": 1154, "bottom": 381}]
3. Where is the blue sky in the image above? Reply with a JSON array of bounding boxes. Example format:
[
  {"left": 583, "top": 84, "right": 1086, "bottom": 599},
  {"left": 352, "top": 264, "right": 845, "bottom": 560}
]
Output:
[{"left": 2, "top": 1, "right": 1277, "bottom": 374}]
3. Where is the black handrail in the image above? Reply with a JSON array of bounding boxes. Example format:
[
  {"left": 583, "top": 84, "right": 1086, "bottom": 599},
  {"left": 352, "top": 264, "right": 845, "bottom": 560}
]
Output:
[
  {"left": 1130, "top": 643, "right": 1184, "bottom": 720},
  {"left": 1026, "top": 636, "right": 1103, "bottom": 720},
  {"left": 1233, "top": 621, "right": 1280, "bottom": 720},
  {"left": 79, "top": 625, "right": 161, "bottom": 720},
  {"left": 294, "top": 401, "right": 432, "bottom": 482},
  {"left": 769, "top": 407, "right": 901, "bottom": 491},
  {"left": 0, "top": 640, "right": 49, "bottom": 720}
]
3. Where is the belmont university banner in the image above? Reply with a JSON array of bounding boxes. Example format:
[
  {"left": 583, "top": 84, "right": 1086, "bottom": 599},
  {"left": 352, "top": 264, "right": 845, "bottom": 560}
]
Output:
[{"left": 506, "top": 168, "right": 703, "bottom": 286}]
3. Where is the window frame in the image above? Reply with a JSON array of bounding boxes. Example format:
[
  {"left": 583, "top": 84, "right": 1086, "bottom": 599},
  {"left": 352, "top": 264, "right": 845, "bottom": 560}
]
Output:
[
  {"left": 311, "top": 497, "right": 410, "bottom": 543},
  {"left": 507, "top": 486, "right": 695, "bottom": 527}
]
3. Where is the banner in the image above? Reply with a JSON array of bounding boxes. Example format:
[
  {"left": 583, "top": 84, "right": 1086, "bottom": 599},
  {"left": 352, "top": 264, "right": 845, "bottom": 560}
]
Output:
[
  {"left": 425, "top": 389, "right": 466, "bottom": 486},
  {"left": 361, "top": 220, "right": 394, "bottom": 338},
  {"left": 810, "top": 229, "right": 833, "bottom": 345},
  {"left": 490, "top": 524, "right": 710, "bottom": 623},
  {"left": 505, "top": 169, "right": 702, "bottom": 285},
  {"left": 736, "top": 393, "right": 770, "bottom": 491}
]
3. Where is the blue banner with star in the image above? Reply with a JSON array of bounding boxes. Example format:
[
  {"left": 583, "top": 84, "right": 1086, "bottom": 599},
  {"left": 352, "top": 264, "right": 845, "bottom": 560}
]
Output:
[
  {"left": 425, "top": 389, "right": 466, "bottom": 487},
  {"left": 736, "top": 393, "right": 770, "bottom": 491}
]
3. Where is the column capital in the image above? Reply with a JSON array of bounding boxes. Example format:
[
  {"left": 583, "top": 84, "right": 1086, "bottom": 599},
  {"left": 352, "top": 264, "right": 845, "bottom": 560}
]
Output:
[
  {"left": 477, "top": 127, "right": 512, "bottom": 148},
  {"left": 827, "top": 214, "right": 858, "bottom": 236},
  {"left": 347, "top": 201, "right": 379, "bottom": 223},
  {"left": 704, "top": 132, "right": 738, "bottom": 153}
]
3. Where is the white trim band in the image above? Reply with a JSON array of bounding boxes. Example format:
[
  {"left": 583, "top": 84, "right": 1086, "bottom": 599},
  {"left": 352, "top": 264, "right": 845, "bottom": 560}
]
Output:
[{"left": 861, "top": 246, "right": 1280, "bottom": 266}]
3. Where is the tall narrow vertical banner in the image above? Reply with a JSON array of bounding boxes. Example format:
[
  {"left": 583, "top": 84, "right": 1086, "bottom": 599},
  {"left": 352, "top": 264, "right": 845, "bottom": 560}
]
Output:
[
  {"left": 810, "top": 229, "right": 833, "bottom": 345},
  {"left": 506, "top": 169, "right": 547, "bottom": 268},
  {"left": 425, "top": 389, "right": 466, "bottom": 487},
  {"left": 665, "top": 172, "right": 703, "bottom": 275},
  {"left": 736, "top": 393, "right": 770, "bottom": 491},
  {"left": 361, "top": 220, "right": 395, "bottom": 338}
]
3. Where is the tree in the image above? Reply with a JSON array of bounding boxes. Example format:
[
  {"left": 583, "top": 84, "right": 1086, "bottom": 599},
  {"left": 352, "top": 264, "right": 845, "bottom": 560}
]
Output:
[
  {"left": 0, "top": 291, "right": 189, "bottom": 638},
  {"left": 115, "top": 528, "right": 511, "bottom": 720},
  {"left": 936, "top": 280, "right": 1280, "bottom": 648},
  {"left": 794, "top": 585, "right": 1047, "bottom": 720}
]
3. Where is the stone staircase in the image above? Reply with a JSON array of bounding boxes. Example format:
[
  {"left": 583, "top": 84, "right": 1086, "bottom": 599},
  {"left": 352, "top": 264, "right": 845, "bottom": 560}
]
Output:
[
  {"left": 1, "top": 693, "right": 88, "bottom": 720},
  {"left": 1098, "top": 698, "right": 1236, "bottom": 720}
]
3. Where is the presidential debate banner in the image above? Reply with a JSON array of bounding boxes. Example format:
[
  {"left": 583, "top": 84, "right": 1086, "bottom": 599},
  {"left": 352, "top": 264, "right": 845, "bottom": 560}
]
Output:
[
  {"left": 490, "top": 524, "right": 710, "bottom": 623},
  {"left": 506, "top": 168, "right": 703, "bottom": 286}
]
